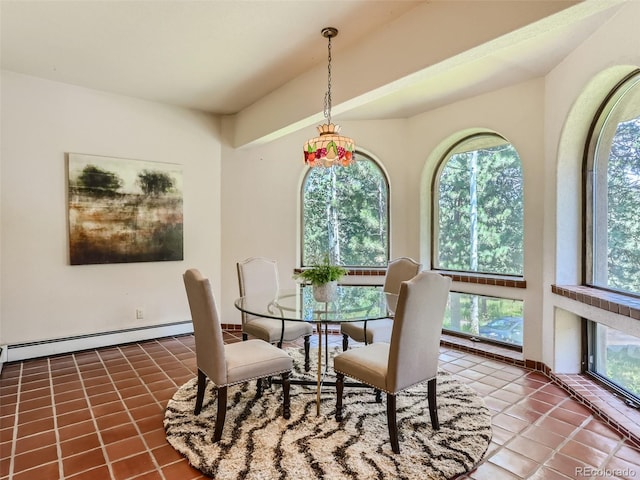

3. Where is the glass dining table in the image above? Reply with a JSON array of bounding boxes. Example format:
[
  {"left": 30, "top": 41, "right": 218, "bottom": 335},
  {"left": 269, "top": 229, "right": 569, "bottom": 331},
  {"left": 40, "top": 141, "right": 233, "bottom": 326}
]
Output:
[{"left": 234, "top": 284, "right": 398, "bottom": 415}]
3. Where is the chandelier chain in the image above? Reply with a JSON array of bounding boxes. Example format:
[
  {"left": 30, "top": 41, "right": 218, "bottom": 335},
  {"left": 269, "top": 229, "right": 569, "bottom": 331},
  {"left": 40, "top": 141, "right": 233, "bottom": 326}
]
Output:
[
  {"left": 324, "top": 34, "right": 332, "bottom": 125},
  {"left": 303, "top": 27, "right": 355, "bottom": 168}
]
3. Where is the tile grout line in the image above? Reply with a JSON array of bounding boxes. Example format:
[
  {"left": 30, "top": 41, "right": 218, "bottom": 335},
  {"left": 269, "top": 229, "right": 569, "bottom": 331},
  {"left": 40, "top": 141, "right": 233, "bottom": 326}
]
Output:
[
  {"left": 518, "top": 405, "right": 593, "bottom": 478},
  {"left": 48, "top": 357, "right": 65, "bottom": 480},
  {"left": 553, "top": 374, "right": 640, "bottom": 447},
  {"left": 7, "top": 363, "right": 22, "bottom": 480},
  {"left": 496, "top": 373, "right": 627, "bottom": 478},
  {"left": 463, "top": 361, "right": 568, "bottom": 478},
  {"left": 600, "top": 440, "right": 633, "bottom": 480},
  {"left": 72, "top": 353, "right": 116, "bottom": 480},
  {"left": 537, "top": 413, "right": 606, "bottom": 475},
  {"left": 449, "top": 358, "right": 524, "bottom": 480},
  {"left": 144, "top": 338, "right": 193, "bottom": 395},
  {"left": 109, "top": 343, "right": 169, "bottom": 478},
  {"left": 127, "top": 339, "right": 182, "bottom": 407}
]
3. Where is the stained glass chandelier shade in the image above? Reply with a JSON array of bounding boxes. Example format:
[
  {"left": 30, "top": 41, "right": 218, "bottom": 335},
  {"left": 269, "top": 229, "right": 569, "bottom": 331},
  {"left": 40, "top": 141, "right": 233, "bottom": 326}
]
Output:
[{"left": 303, "top": 27, "right": 355, "bottom": 168}]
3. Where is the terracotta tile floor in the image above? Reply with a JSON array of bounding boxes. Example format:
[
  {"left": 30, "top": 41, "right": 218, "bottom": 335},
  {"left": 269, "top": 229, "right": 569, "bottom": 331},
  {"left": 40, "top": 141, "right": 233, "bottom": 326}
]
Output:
[{"left": 1, "top": 332, "right": 639, "bottom": 480}]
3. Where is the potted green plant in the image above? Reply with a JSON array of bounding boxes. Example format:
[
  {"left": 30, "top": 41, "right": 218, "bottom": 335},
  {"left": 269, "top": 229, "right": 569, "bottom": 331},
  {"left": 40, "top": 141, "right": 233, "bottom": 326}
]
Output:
[{"left": 295, "top": 255, "right": 347, "bottom": 302}]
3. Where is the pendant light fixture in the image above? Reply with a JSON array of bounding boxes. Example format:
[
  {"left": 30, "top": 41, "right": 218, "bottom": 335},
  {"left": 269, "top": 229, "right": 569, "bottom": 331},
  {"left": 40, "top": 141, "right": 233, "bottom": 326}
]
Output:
[{"left": 303, "top": 27, "right": 355, "bottom": 168}]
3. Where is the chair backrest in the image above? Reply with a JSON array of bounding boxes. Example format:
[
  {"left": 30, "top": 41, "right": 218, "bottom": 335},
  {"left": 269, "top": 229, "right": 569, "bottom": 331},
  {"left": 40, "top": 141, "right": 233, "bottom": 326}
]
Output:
[
  {"left": 237, "top": 257, "right": 279, "bottom": 323},
  {"left": 183, "top": 269, "right": 227, "bottom": 385},
  {"left": 386, "top": 271, "right": 451, "bottom": 393},
  {"left": 383, "top": 257, "right": 421, "bottom": 294}
]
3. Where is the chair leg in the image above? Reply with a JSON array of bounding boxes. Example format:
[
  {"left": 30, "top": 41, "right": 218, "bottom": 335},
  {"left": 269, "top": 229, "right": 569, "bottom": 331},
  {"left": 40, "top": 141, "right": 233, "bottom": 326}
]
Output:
[
  {"left": 213, "top": 385, "right": 228, "bottom": 443},
  {"left": 335, "top": 372, "right": 345, "bottom": 421},
  {"left": 427, "top": 377, "right": 440, "bottom": 430},
  {"left": 242, "top": 333, "right": 248, "bottom": 341},
  {"left": 342, "top": 334, "right": 349, "bottom": 351},
  {"left": 304, "top": 335, "right": 311, "bottom": 372},
  {"left": 256, "top": 378, "right": 263, "bottom": 398},
  {"left": 282, "top": 372, "right": 291, "bottom": 419},
  {"left": 194, "top": 369, "right": 207, "bottom": 415},
  {"left": 386, "top": 393, "right": 400, "bottom": 454}
]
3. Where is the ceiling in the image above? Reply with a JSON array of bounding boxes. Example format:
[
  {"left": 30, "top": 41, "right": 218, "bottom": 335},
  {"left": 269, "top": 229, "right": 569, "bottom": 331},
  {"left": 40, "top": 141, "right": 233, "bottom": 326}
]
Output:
[
  {"left": 0, "top": 0, "right": 627, "bottom": 142},
  {"left": 1, "top": 0, "right": 422, "bottom": 114}
]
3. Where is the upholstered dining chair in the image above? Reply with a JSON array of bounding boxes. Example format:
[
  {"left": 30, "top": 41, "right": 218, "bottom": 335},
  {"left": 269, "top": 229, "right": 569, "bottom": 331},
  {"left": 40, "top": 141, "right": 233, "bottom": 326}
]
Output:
[
  {"left": 340, "top": 256, "right": 421, "bottom": 350},
  {"left": 334, "top": 271, "right": 451, "bottom": 454},
  {"left": 237, "top": 257, "right": 313, "bottom": 371},
  {"left": 183, "top": 268, "right": 293, "bottom": 443}
]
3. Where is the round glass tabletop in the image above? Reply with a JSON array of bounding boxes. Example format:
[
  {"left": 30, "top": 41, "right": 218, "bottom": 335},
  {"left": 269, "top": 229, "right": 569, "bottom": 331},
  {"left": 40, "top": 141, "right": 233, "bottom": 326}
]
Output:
[{"left": 235, "top": 284, "right": 397, "bottom": 324}]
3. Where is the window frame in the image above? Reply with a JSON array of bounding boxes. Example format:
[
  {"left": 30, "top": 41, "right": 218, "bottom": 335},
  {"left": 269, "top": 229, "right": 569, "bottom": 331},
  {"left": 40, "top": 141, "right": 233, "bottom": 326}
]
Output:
[
  {"left": 585, "top": 319, "right": 640, "bottom": 407},
  {"left": 444, "top": 290, "right": 524, "bottom": 351},
  {"left": 583, "top": 68, "right": 640, "bottom": 298}
]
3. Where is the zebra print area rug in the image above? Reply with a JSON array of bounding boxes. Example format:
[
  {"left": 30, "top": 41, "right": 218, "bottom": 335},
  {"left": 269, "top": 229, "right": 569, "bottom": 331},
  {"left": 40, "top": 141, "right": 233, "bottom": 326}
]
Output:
[{"left": 164, "top": 347, "right": 492, "bottom": 480}]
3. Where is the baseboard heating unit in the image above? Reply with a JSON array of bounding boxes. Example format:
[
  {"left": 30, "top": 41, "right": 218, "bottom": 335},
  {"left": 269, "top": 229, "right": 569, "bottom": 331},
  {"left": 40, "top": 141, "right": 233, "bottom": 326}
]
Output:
[{"left": 2, "top": 320, "right": 194, "bottom": 364}]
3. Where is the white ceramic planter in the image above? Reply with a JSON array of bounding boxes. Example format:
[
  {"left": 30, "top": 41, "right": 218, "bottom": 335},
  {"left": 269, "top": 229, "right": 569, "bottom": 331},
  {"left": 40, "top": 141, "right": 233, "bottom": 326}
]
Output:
[{"left": 313, "top": 281, "right": 338, "bottom": 302}]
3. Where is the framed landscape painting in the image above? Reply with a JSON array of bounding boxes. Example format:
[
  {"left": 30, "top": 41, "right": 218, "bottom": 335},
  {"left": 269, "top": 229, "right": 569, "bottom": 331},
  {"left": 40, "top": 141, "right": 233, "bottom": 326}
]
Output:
[{"left": 67, "top": 153, "right": 183, "bottom": 265}]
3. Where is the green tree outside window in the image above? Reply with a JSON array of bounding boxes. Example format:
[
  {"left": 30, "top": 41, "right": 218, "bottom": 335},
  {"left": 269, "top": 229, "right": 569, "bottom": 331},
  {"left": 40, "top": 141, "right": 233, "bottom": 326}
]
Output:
[
  {"left": 302, "top": 153, "right": 389, "bottom": 267},
  {"left": 435, "top": 136, "right": 524, "bottom": 276}
]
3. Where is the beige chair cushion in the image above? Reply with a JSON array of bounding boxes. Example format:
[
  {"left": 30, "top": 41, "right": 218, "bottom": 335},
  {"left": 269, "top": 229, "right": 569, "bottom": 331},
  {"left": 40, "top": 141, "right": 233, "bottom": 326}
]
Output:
[
  {"left": 340, "top": 319, "right": 394, "bottom": 344},
  {"left": 244, "top": 318, "right": 313, "bottom": 343},
  {"left": 225, "top": 339, "right": 293, "bottom": 385},
  {"left": 339, "top": 321, "right": 369, "bottom": 343},
  {"left": 333, "top": 343, "right": 389, "bottom": 391}
]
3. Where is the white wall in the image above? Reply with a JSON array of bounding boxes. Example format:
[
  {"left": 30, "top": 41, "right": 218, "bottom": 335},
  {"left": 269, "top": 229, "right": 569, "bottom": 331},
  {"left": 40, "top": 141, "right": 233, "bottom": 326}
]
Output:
[
  {"left": 410, "top": 79, "right": 545, "bottom": 362},
  {"left": 544, "top": 0, "right": 640, "bottom": 372},
  {"left": 1, "top": 71, "right": 222, "bottom": 348},
  {"left": 219, "top": 120, "right": 411, "bottom": 324}
]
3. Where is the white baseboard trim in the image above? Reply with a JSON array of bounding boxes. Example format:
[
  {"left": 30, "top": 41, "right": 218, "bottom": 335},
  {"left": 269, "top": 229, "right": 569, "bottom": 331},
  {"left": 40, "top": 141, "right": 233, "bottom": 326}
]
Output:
[{"left": 5, "top": 321, "right": 194, "bottom": 363}]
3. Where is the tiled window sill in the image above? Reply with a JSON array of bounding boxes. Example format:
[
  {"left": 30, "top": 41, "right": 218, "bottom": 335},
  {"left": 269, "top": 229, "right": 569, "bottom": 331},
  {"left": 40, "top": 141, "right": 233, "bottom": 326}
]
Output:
[
  {"left": 552, "top": 372, "right": 640, "bottom": 447},
  {"left": 293, "top": 268, "right": 386, "bottom": 276},
  {"left": 293, "top": 269, "right": 527, "bottom": 287},
  {"left": 549, "top": 284, "right": 640, "bottom": 446},
  {"left": 437, "top": 271, "right": 526, "bottom": 288},
  {"left": 552, "top": 284, "right": 640, "bottom": 319},
  {"left": 440, "top": 333, "right": 524, "bottom": 364}
]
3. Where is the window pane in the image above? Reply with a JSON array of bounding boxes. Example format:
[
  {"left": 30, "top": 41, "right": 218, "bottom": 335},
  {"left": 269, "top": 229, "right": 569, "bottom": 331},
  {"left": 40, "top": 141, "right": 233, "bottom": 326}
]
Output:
[
  {"left": 435, "top": 135, "right": 523, "bottom": 276},
  {"left": 591, "top": 323, "right": 640, "bottom": 400},
  {"left": 444, "top": 292, "right": 523, "bottom": 347},
  {"left": 302, "top": 153, "right": 389, "bottom": 267},
  {"left": 591, "top": 75, "right": 640, "bottom": 295}
]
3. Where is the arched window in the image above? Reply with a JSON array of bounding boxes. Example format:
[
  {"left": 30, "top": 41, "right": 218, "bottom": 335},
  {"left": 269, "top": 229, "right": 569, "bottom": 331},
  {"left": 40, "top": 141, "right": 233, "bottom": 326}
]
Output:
[
  {"left": 586, "top": 70, "right": 640, "bottom": 296},
  {"left": 433, "top": 133, "right": 524, "bottom": 276},
  {"left": 301, "top": 152, "right": 389, "bottom": 267},
  {"left": 584, "top": 70, "right": 640, "bottom": 404},
  {"left": 433, "top": 133, "right": 524, "bottom": 348}
]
